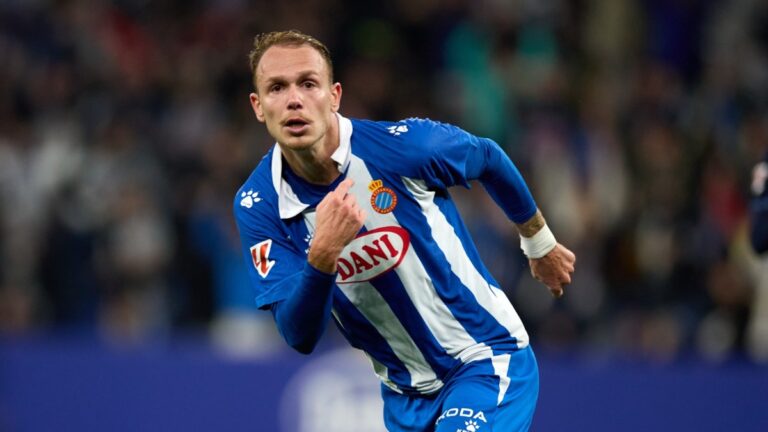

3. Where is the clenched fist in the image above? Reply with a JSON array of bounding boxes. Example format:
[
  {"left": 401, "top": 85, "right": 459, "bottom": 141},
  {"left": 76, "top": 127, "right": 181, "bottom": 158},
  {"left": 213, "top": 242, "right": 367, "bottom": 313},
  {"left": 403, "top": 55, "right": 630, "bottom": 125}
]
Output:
[
  {"left": 529, "top": 243, "right": 576, "bottom": 298},
  {"left": 308, "top": 178, "right": 367, "bottom": 273}
]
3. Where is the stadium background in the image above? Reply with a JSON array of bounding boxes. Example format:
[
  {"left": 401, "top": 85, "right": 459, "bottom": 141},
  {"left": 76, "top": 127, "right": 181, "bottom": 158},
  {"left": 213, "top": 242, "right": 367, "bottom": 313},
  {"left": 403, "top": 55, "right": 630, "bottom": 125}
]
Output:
[{"left": 1, "top": 0, "right": 767, "bottom": 430}]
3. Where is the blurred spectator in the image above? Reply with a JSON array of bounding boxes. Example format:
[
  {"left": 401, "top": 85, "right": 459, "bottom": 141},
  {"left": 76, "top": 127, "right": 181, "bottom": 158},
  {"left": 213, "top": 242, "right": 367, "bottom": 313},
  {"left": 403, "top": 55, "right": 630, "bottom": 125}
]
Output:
[{"left": 747, "top": 151, "right": 768, "bottom": 362}]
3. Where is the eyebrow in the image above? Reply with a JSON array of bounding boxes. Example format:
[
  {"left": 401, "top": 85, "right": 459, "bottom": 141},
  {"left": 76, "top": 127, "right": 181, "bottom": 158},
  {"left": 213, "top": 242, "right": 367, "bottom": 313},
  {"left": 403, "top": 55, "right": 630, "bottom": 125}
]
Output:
[{"left": 262, "top": 70, "right": 321, "bottom": 87}]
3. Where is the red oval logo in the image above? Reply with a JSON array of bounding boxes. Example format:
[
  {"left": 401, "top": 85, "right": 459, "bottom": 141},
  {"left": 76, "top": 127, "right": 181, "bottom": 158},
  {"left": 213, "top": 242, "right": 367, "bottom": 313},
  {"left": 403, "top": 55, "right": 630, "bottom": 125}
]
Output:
[{"left": 336, "top": 227, "right": 410, "bottom": 284}]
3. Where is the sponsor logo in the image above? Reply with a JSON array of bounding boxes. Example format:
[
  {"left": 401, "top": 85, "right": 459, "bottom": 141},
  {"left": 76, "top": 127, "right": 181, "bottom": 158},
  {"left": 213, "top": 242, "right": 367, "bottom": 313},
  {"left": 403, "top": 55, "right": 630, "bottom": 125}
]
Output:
[
  {"left": 435, "top": 408, "right": 487, "bottom": 430},
  {"left": 240, "top": 189, "right": 262, "bottom": 208},
  {"left": 387, "top": 124, "right": 408, "bottom": 136},
  {"left": 336, "top": 227, "right": 409, "bottom": 284},
  {"left": 368, "top": 179, "right": 397, "bottom": 214},
  {"left": 250, "top": 239, "right": 275, "bottom": 278}
]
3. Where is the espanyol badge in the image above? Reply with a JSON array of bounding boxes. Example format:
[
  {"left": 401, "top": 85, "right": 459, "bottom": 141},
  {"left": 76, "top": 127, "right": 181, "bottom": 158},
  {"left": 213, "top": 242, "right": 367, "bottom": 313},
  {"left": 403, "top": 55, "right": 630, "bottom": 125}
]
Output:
[{"left": 369, "top": 179, "right": 397, "bottom": 214}]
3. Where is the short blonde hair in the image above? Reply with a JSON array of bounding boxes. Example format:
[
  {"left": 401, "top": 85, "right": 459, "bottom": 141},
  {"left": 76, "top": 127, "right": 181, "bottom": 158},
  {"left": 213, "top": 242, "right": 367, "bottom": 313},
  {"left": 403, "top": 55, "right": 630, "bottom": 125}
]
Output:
[{"left": 248, "top": 30, "right": 334, "bottom": 90}]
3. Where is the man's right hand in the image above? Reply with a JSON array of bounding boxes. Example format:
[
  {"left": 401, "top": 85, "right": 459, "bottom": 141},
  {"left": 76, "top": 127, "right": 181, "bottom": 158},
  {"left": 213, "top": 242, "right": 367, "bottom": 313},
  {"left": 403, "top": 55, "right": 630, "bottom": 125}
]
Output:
[{"left": 308, "top": 178, "right": 367, "bottom": 273}]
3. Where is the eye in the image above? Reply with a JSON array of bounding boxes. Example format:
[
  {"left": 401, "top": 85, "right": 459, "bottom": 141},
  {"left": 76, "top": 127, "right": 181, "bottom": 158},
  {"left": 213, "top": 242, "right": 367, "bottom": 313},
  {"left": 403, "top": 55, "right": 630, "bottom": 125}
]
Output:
[
  {"left": 302, "top": 80, "right": 317, "bottom": 89},
  {"left": 269, "top": 83, "right": 283, "bottom": 93}
]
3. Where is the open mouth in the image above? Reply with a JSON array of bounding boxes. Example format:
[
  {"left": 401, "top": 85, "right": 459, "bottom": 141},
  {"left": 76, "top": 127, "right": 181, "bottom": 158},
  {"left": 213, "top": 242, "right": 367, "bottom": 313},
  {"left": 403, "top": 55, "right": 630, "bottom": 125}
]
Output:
[{"left": 284, "top": 118, "right": 309, "bottom": 134}]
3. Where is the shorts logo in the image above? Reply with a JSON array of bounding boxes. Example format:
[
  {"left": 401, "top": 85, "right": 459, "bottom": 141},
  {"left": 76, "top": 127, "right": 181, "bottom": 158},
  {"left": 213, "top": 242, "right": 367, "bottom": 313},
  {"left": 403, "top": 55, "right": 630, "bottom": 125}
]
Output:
[
  {"left": 369, "top": 179, "right": 397, "bottom": 214},
  {"left": 435, "top": 408, "right": 487, "bottom": 430},
  {"left": 336, "top": 227, "right": 409, "bottom": 283},
  {"left": 250, "top": 239, "right": 275, "bottom": 278}
]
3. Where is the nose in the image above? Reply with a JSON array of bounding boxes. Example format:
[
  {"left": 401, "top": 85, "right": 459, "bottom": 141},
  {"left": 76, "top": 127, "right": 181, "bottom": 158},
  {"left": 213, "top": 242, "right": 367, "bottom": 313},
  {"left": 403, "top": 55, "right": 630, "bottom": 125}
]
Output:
[{"left": 286, "top": 85, "right": 303, "bottom": 110}]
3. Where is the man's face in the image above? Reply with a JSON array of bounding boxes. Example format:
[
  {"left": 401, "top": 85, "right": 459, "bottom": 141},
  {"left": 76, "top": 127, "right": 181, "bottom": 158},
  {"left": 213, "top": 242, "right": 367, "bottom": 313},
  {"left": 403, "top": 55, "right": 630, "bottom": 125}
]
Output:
[{"left": 250, "top": 45, "right": 341, "bottom": 151}]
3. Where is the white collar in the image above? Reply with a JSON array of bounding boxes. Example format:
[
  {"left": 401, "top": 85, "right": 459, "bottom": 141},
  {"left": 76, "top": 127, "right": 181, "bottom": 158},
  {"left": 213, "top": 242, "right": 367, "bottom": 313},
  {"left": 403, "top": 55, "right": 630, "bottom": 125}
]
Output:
[{"left": 271, "top": 112, "right": 353, "bottom": 219}]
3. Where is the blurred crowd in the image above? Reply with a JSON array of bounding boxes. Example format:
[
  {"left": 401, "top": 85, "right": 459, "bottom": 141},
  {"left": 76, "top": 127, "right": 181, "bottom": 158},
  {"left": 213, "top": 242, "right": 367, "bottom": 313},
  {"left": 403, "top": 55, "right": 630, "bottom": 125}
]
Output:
[{"left": 1, "top": 0, "right": 768, "bottom": 363}]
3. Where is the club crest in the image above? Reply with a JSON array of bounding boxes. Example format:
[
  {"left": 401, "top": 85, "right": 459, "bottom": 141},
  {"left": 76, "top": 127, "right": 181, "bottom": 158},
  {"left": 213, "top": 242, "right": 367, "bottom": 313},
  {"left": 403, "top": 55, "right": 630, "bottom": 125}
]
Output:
[{"left": 368, "top": 179, "right": 397, "bottom": 214}]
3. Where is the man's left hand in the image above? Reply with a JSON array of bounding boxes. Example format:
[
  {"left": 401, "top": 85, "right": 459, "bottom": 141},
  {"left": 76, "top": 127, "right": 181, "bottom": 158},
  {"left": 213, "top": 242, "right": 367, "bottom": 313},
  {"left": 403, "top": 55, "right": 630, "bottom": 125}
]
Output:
[{"left": 529, "top": 243, "right": 576, "bottom": 298}]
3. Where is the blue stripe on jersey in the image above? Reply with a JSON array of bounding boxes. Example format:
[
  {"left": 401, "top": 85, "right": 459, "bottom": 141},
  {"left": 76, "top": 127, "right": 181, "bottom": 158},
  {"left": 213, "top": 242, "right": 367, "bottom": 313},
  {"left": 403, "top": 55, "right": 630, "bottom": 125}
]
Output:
[
  {"left": 367, "top": 271, "right": 458, "bottom": 379},
  {"left": 331, "top": 287, "right": 414, "bottom": 389}
]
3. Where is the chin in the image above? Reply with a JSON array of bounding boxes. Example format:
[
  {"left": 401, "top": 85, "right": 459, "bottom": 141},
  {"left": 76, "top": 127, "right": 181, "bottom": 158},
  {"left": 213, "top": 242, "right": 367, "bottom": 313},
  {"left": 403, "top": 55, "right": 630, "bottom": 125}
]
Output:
[{"left": 280, "top": 134, "right": 317, "bottom": 151}]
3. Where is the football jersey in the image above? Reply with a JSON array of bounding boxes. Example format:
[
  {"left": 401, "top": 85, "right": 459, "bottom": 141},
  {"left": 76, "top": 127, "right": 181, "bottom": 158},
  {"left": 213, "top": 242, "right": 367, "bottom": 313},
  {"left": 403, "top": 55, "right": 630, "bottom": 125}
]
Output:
[{"left": 234, "top": 114, "right": 535, "bottom": 395}]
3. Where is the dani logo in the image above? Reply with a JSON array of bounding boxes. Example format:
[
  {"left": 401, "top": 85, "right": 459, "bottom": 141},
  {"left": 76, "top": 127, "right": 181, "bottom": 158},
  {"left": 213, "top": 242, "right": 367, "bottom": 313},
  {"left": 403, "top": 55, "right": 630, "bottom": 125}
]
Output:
[{"left": 336, "top": 227, "right": 410, "bottom": 284}]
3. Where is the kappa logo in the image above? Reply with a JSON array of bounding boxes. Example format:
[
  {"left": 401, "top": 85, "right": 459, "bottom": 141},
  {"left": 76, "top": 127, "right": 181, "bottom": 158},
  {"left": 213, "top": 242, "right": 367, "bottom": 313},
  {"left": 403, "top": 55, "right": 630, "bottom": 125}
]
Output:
[
  {"left": 462, "top": 420, "right": 481, "bottom": 432},
  {"left": 240, "top": 189, "right": 262, "bottom": 208},
  {"left": 435, "top": 408, "right": 487, "bottom": 430},
  {"left": 303, "top": 232, "right": 313, "bottom": 254},
  {"left": 336, "top": 227, "right": 410, "bottom": 284},
  {"left": 250, "top": 239, "right": 275, "bottom": 278},
  {"left": 387, "top": 124, "right": 408, "bottom": 136}
]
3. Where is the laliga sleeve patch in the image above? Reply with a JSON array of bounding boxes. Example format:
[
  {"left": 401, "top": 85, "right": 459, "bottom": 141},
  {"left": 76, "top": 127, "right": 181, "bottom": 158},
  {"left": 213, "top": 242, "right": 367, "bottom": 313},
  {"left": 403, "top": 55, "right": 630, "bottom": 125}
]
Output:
[{"left": 250, "top": 239, "right": 276, "bottom": 278}]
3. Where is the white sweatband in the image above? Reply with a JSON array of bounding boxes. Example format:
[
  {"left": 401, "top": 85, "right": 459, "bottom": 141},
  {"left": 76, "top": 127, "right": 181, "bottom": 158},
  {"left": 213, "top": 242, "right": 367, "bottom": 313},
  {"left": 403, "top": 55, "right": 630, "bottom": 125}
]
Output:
[{"left": 520, "top": 224, "right": 557, "bottom": 259}]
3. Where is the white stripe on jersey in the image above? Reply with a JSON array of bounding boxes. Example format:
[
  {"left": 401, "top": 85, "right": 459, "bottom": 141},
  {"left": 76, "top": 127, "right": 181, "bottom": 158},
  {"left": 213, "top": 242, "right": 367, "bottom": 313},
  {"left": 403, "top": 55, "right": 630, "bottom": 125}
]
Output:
[
  {"left": 332, "top": 308, "right": 402, "bottom": 393},
  {"left": 401, "top": 177, "right": 529, "bottom": 348},
  {"left": 346, "top": 155, "right": 491, "bottom": 368},
  {"left": 336, "top": 281, "right": 442, "bottom": 394},
  {"left": 364, "top": 351, "right": 402, "bottom": 394}
]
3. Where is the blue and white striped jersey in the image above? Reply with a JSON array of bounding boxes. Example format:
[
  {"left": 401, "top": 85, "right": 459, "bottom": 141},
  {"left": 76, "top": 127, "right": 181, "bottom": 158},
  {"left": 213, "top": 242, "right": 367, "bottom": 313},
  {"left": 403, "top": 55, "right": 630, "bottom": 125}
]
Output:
[{"left": 234, "top": 114, "right": 536, "bottom": 395}]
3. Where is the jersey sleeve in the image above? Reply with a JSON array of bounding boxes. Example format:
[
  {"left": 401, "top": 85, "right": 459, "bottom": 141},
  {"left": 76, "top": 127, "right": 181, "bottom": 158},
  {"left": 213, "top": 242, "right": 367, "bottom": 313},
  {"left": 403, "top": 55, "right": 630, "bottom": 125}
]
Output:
[
  {"left": 401, "top": 118, "right": 538, "bottom": 224},
  {"left": 233, "top": 188, "right": 305, "bottom": 309}
]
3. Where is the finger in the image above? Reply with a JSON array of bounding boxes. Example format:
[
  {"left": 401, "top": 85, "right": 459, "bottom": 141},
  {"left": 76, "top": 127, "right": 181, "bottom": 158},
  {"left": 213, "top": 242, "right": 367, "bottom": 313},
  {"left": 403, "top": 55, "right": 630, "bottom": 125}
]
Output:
[
  {"left": 334, "top": 178, "right": 354, "bottom": 196},
  {"left": 551, "top": 286, "right": 564, "bottom": 298},
  {"left": 343, "top": 191, "right": 358, "bottom": 204},
  {"left": 564, "top": 248, "right": 576, "bottom": 263}
]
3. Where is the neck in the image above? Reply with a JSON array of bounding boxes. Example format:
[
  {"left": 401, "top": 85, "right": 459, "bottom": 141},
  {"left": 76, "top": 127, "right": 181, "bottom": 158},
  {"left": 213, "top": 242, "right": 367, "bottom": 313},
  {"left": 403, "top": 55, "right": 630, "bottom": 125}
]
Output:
[{"left": 280, "top": 115, "right": 341, "bottom": 185}]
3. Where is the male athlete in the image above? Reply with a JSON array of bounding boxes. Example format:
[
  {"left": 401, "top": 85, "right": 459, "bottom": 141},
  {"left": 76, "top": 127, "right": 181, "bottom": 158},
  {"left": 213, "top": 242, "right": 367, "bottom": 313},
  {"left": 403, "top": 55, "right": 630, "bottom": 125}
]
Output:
[{"left": 233, "top": 30, "right": 576, "bottom": 431}]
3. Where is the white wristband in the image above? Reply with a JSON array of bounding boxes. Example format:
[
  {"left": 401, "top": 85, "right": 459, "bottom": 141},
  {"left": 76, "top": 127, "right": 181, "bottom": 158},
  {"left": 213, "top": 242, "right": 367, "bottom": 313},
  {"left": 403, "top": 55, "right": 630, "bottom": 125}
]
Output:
[{"left": 520, "top": 224, "right": 557, "bottom": 259}]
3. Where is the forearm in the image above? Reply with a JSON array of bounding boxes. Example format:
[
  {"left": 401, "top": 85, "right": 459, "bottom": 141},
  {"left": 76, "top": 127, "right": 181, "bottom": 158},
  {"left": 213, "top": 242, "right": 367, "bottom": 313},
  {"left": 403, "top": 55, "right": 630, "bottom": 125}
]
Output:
[
  {"left": 307, "top": 241, "right": 344, "bottom": 273},
  {"left": 516, "top": 210, "right": 557, "bottom": 258},
  {"left": 516, "top": 209, "right": 546, "bottom": 237},
  {"left": 470, "top": 138, "right": 537, "bottom": 224},
  {"left": 270, "top": 262, "right": 336, "bottom": 354},
  {"left": 464, "top": 138, "right": 559, "bottom": 256}
]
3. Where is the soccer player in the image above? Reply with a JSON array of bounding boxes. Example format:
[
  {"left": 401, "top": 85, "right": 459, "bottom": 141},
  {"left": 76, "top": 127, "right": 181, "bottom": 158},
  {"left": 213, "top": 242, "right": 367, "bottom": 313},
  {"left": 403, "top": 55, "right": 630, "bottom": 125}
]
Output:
[{"left": 233, "top": 30, "right": 576, "bottom": 431}]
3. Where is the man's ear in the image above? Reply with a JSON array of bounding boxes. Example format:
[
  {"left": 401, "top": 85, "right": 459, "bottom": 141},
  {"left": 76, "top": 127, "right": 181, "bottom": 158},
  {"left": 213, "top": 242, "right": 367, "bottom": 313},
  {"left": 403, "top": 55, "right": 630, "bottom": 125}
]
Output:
[
  {"left": 330, "top": 82, "right": 342, "bottom": 113},
  {"left": 250, "top": 92, "right": 265, "bottom": 122}
]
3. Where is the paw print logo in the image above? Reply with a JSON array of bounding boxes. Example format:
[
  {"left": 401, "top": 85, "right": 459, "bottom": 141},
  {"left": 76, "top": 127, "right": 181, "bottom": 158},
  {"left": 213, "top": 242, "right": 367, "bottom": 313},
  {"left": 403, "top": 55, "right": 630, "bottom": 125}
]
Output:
[
  {"left": 464, "top": 420, "right": 480, "bottom": 432},
  {"left": 387, "top": 124, "right": 408, "bottom": 136},
  {"left": 240, "top": 190, "right": 262, "bottom": 208}
]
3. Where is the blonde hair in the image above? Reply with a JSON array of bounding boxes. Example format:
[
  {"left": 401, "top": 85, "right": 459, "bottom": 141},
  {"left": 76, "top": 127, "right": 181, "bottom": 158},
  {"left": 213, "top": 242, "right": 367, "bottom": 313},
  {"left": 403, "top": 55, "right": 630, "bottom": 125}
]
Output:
[{"left": 248, "top": 30, "right": 334, "bottom": 90}]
